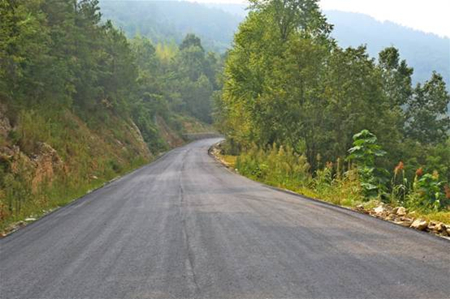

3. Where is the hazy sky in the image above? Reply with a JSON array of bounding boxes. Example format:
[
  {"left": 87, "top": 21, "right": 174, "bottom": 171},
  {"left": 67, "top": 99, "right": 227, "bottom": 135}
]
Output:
[
  {"left": 321, "top": 0, "right": 450, "bottom": 38},
  {"left": 187, "top": 0, "right": 450, "bottom": 38}
]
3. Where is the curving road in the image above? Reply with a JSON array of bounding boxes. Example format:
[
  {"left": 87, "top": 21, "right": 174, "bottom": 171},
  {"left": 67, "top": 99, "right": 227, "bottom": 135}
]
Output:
[{"left": 1, "top": 138, "right": 449, "bottom": 299}]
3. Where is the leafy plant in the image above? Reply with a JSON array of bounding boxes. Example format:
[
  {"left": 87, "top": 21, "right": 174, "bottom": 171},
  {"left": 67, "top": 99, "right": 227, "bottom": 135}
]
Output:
[{"left": 347, "top": 130, "right": 387, "bottom": 199}]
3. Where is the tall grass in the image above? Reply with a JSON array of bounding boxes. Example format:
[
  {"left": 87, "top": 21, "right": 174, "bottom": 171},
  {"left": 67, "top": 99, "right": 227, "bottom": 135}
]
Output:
[{"left": 236, "top": 144, "right": 363, "bottom": 207}]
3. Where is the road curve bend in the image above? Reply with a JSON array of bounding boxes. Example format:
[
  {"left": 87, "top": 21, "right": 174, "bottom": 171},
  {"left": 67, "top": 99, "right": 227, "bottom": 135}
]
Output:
[{"left": 1, "top": 138, "right": 449, "bottom": 299}]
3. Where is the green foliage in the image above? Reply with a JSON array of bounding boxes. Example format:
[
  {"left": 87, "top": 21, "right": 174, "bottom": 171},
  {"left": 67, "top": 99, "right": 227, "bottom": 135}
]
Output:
[
  {"left": 346, "top": 130, "right": 387, "bottom": 198},
  {"left": 379, "top": 47, "right": 413, "bottom": 108},
  {"left": 130, "top": 33, "right": 221, "bottom": 128},
  {"left": 217, "top": 0, "right": 450, "bottom": 213},
  {"left": 0, "top": 0, "right": 221, "bottom": 149},
  {"left": 233, "top": 142, "right": 363, "bottom": 207},
  {"left": 99, "top": 3, "right": 450, "bottom": 90},
  {"left": 405, "top": 72, "right": 450, "bottom": 144},
  {"left": 180, "top": 34, "right": 204, "bottom": 52},
  {"left": 425, "top": 139, "right": 450, "bottom": 183},
  {"left": 408, "top": 172, "right": 447, "bottom": 212},
  {"left": 347, "top": 130, "right": 387, "bottom": 166}
]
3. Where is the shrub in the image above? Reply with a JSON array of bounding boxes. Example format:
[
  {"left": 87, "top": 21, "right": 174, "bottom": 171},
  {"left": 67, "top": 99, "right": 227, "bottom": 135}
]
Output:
[
  {"left": 346, "top": 130, "right": 387, "bottom": 199},
  {"left": 407, "top": 171, "right": 447, "bottom": 211}
]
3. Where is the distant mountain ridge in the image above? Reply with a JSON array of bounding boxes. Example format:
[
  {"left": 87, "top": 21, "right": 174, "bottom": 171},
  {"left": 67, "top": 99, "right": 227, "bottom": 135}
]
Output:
[
  {"left": 99, "top": 1, "right": 449, "bottom": 87},
  {"left": 325, "top": 10, "right": 450, "bottom": 87}
]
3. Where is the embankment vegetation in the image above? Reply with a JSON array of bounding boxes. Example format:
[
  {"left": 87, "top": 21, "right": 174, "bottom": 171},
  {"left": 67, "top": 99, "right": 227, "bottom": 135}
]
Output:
[
  {"left": 0, "top": 0, "right": 220, "bottom": 231},
  {"left": 215, "top": 0, "right": 450, "bottom": 223}
]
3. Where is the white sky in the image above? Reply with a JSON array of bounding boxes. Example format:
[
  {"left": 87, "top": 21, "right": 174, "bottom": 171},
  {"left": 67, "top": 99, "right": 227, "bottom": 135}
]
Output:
[{"left": 187, "top": 0, "right": 450, "bottom": 38}]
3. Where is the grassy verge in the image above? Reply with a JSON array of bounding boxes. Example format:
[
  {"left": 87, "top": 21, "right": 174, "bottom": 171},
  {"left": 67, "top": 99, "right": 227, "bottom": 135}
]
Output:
[
  {"left": 212, "top": 148, "right": 450, "bottom": 228},
  {"left": 0, "top": 158, "right": 147, "bottom": 235}
]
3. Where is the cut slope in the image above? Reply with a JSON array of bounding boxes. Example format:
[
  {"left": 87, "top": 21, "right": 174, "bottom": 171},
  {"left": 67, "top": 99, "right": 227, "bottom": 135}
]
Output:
[{"left": 0, "top": 104, "right": 152, "bottom": 231}]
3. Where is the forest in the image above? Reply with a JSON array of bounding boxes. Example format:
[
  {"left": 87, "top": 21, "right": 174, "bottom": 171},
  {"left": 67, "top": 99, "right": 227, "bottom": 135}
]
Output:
[
  {"left": 216, "top": 0, "right": 450, "bottom": 221},
  {"left": 0, "top": 0, "right": 221, "bottom": 230}
]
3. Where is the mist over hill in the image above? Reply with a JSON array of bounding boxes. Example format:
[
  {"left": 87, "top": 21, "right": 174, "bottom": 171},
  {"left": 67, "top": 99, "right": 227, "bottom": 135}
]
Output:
[
  {"left": 99, "top": 0, "right": 241, "bottom": 52},
  {"left": 99, "top": 1, "right": 449, "bottom": 87}
]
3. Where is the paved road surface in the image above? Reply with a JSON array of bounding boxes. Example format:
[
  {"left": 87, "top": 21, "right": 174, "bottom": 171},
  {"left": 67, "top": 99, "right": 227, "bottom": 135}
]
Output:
[{"left": 1, "top": 138, "right": 449, "bottom": 299}]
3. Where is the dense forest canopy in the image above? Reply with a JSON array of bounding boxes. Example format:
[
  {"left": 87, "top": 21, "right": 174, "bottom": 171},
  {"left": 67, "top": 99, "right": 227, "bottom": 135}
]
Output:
[
  {"left": 98, "top": 1, "right": 449, "bottom": 89},
  {"left": 217, "top": 0, "right": 450, "bottom": 211},
  {"left": 0, "top": 0, "right": 220, "bottom": 141}
]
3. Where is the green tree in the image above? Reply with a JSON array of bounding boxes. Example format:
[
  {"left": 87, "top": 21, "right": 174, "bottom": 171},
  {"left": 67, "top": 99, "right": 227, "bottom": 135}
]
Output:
[
  {"left": 378, "top": 47, "right": 414, "bottom": 108},
  {"left": 405, "top": 72, "right": 450, "bottom": 144},
  {"left": 179, "top": 33, "right": 204, "bottom": 52},
  {"left": 0, "top": 0, "right": 53, "bottom": 103}
]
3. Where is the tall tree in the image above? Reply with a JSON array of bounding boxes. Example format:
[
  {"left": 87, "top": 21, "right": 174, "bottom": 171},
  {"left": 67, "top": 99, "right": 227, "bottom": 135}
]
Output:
[
  {"left": 179, "top": 34, "right": 204, "bottom": 52},
  {"left": 405, "top": 72, "right": 450, "bottom": 144}
]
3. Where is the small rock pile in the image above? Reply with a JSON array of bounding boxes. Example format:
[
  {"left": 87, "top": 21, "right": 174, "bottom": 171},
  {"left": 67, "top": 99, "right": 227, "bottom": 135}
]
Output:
[{"left": 356, "top": 203, "right": 450, "bottom": 238}]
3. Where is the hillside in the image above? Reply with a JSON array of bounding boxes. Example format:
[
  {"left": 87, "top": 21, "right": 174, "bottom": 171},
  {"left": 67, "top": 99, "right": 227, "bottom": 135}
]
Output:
[
  {"left": 0, "top": 100, "right": 215, "bottom": 232},
  {"left": 99, "top": 0, "right": 242, "bottom": 52},
  {"left": 0, "top": 0, "right": 218, "bottom": 232},
  {"left": 0, "top": 104, "right": 150, "bottom": 228}
]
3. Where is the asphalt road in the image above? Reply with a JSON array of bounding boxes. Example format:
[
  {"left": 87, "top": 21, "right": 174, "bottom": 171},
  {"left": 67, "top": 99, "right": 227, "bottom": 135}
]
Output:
[{"left": 1, "top": 138, "right": 449, "bottom": 299}]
